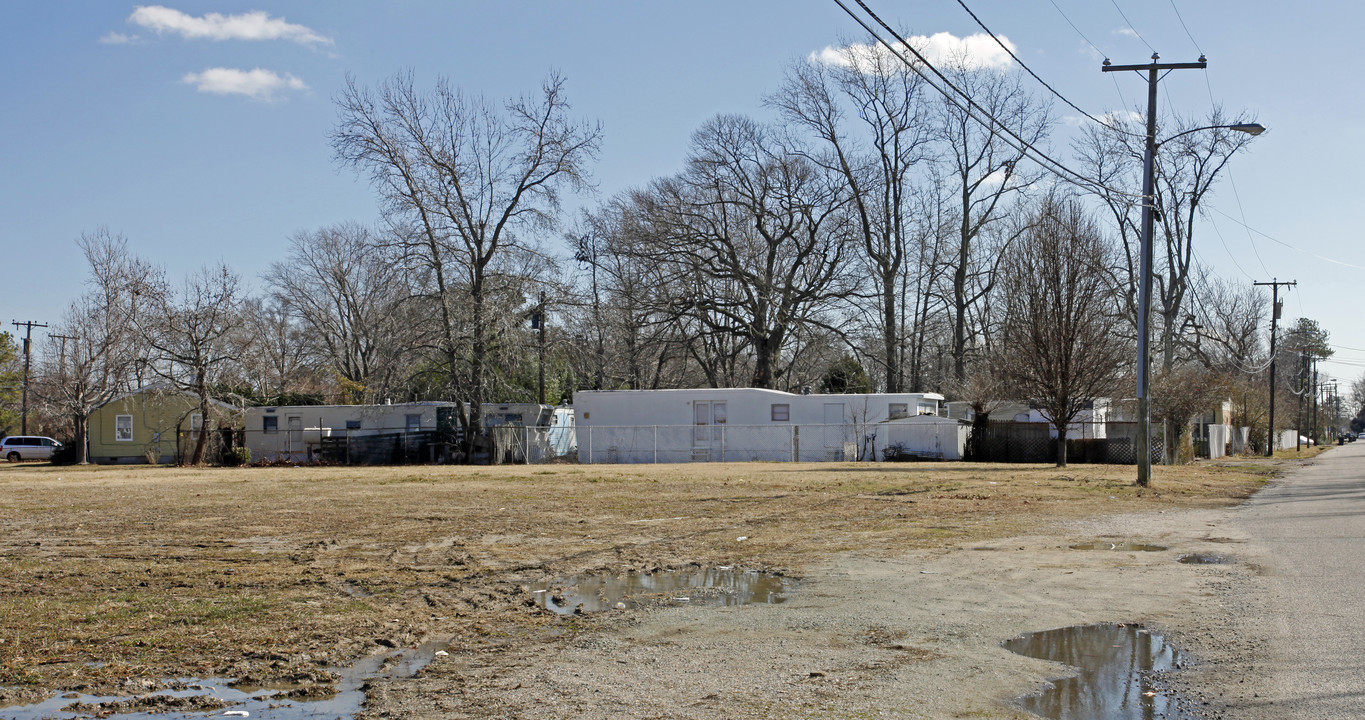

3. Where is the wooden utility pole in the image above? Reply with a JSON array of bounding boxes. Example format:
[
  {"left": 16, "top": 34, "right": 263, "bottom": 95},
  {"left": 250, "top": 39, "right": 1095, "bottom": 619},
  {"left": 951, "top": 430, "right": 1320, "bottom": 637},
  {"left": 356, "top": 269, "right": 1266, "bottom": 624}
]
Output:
[
  {"left": 11, "top": 320, "right": 48, "bottom": 435},
  {"left": 1254, "top": 279, "right": 1295, "bottom": 455},
  {"left": 1103, "top": 53, "right": 1207, "bottom": 486}
]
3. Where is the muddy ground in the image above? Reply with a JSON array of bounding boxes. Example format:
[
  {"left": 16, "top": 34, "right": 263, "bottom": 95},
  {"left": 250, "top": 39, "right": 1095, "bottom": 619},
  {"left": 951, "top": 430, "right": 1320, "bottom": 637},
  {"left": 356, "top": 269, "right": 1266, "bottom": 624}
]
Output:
[{"left": 0, "top": 454, "right": 1318, "bottom": 718}]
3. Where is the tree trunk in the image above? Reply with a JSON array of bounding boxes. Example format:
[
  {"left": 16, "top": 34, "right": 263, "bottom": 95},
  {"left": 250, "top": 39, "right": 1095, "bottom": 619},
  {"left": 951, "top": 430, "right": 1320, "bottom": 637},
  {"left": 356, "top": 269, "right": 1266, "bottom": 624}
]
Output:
[
  {"left": 882, "top": 273, "right": 900, "bottom": 393},
  {"left": 74, "top": 413, "right": 89, "bottom": 465},
  {"left": 1055, "top": 426, "right": 1068, "bottom": 468}
]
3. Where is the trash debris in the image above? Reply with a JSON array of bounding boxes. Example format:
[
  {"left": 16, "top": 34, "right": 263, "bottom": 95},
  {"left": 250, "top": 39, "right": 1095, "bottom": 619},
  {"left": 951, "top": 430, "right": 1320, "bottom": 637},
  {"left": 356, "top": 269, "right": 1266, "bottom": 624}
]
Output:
[
  {"left": 224, "top": 712, "right": 250, "bottom": 717},
  {"left": 433, "top": 650, "right": 449, "bottom": 657},
  {"left": 736, "top": 536, "right": 748, "bottom": 542}
]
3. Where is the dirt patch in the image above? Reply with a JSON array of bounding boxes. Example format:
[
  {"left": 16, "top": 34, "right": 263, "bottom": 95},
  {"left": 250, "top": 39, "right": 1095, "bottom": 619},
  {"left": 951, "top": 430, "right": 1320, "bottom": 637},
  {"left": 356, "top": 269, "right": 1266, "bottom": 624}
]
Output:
[{"left": 0, "top": 458, "right": 1283, "bottom": 716}]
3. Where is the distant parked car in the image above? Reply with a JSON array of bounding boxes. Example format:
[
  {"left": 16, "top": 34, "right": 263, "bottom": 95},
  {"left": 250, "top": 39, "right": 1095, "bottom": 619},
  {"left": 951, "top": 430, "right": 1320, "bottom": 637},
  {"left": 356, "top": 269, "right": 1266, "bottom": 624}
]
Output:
[{"left": 1, "top": 435, "right": 63, "bottom": 462}]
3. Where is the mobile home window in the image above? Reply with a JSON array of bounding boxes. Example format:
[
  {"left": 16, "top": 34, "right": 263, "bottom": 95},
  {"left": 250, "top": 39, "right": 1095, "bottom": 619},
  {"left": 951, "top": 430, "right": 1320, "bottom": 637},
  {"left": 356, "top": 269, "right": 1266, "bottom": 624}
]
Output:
[
  {"left": 888, "top": 403, "right": 908, "bottom": 420},
  {"left": 345, "top": 420, "right": 361, "bottom": 430},
  {"left": 406, "top": 414, "right": 422, "bottom": 432},
  {"left": 115, "top": 415, "right": 133, "bottom": 441},
  {"left": 771, "top": 404, "right": 790, "bottom": 422},
  {"left": 262, "top": 416, "right": 279, "bottom": 434}
]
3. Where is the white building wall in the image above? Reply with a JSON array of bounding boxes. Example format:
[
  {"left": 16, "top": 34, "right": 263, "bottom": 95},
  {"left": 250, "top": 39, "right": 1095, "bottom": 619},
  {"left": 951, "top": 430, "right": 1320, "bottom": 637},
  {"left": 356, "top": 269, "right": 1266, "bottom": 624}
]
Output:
[{"left": 573, "top": 389, "right": 946, "bottom": 464}]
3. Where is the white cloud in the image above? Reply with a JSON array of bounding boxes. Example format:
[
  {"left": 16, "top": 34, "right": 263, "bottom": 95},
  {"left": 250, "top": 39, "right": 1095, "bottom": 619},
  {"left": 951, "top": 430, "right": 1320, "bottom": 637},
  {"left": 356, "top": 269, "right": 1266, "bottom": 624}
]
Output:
[
  {"left": 129, "top": 5, "right": 332, "bottom": 46},
  {"left": 811, "top": 32, "right": 1016, "bottom": 74},
  {"left": 100, "top": 31, "right": 140, "bottom": 44},
  {"left": 181, "top": 67, "right": 308, "bottom": 100},
  {"left": 1115, "top": 28, "right": 1140, "bottom": 39}
]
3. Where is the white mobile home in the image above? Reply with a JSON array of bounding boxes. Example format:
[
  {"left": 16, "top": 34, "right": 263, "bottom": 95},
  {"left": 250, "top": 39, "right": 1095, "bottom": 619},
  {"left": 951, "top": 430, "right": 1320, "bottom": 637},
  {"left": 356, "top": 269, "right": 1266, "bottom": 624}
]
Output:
[
  {"left": 573, "top": 388, "right": 958, "bottom": 463},
  {"left": 245, "top": 402, "right": 459, "bottom": 462}
]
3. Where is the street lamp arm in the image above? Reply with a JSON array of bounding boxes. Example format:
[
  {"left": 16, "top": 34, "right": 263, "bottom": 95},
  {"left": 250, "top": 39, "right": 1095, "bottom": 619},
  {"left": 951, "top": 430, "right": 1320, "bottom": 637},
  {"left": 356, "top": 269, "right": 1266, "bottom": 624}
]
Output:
[{"left": 1155, "top": 122, "right": 1265, "bottom": 150}]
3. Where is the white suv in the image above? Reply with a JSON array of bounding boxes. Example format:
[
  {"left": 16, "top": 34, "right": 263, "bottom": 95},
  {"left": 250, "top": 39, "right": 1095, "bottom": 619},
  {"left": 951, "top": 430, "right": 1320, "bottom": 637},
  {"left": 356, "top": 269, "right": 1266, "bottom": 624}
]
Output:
[{"left": 2, "top": 436, "right": 63, "bottom": 462}]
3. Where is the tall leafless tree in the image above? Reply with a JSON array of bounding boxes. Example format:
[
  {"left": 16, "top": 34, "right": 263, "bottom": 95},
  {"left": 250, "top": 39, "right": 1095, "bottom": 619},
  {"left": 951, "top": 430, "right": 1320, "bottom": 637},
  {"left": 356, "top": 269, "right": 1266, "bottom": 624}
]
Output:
[
  {"left": 770, "top": 44, "right": 934, "bottom": 392},
  {"left": 627, "top": 115, "right": 856, "bottom": 389},
  {"left": 263, "top": 222, "right": 417, "bottom": 403},
  {"left": 333, "top": 71, "right": 600, "bottom": 457},
  {"left": 1074, "top": 107, "right": 1260, "bottom": 370},
  {"left": 36, "top": 229, "right": 146, "bottom": 463},
  {"left": 998, "top": 198, "right": 1130, "bottom": 467},
  {"left": 138, "top": 263, "right": 247, "bottom": 465},
  {"left": 933, "top": 60, "right": 1052, "bottom": 382}
]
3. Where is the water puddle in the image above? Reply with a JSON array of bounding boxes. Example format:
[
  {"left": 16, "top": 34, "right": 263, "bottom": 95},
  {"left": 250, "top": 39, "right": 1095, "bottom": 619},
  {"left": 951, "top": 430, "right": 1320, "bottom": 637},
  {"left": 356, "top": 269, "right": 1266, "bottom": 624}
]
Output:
[
  {"left": 1069, "top": 542, "right": 1167, "bottom": 552},
  {"left": 1003, "top": 623, "right": 1191, "bottom": 720},
  {"left": 0, "top": 642, "right": 447, "bottom": 719},
  {"left": 1178, "top": 553, "right": 1234, "bottom": 565},
  {"left": 530, "top": 567, "right": 789, "bottom": 614}
]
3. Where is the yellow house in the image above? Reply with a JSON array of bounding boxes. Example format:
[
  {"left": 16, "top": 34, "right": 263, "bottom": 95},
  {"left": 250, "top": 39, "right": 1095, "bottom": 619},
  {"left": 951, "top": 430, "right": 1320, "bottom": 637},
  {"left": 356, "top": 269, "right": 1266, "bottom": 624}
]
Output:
[{"left": 88, "top": 385, "right": 244, "bottom": 464}]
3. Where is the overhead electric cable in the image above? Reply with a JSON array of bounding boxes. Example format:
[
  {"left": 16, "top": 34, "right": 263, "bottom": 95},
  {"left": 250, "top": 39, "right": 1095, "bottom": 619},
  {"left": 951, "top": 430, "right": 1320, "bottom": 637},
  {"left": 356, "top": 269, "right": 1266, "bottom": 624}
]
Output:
[
  {"left": 829, "top": 0, "right": 1140, "bottom": 198},
  {"left": 1207, "top": 207, "right": 1365, "bottom": 271},
  {"left": 1168, "top": 0, "right": 1203, "bottom": 56},
  {"left": 952, "top": 0, "right": 1145, "bottom": 139},
  {"left": 1108, "top": 0, "right": 1156, "bottom": 53}
]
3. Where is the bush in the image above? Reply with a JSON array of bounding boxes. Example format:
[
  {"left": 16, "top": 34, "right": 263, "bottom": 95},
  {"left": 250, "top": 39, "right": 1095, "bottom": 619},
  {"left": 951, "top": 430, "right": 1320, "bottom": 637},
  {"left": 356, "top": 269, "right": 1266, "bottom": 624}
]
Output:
[
  {"left": 50, "top": 442, "right": 80, "bottom": 465},
  {"left": 222, "top": 446, "right": 251, "bottom": 466}
]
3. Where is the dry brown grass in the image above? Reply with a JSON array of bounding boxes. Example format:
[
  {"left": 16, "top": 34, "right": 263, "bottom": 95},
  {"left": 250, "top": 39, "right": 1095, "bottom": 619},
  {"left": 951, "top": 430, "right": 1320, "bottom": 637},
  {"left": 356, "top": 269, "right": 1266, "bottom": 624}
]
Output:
[{"left": 0, "top": 456, "right": 1291, "bottom": 693}]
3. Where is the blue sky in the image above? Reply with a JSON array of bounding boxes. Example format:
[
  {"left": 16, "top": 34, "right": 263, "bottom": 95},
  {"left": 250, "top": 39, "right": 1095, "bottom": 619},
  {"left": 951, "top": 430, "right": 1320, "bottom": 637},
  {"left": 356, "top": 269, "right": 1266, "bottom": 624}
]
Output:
[{"left": 2, "top": 1, "right": 1363, "bottom": 385}]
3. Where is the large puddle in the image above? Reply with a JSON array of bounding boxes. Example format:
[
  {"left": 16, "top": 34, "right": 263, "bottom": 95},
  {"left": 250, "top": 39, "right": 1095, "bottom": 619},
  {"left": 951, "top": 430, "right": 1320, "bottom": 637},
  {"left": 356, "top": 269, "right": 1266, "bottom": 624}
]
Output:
[
  {"left": 1003, "top": 623, "right": 1190, "bottom": 720},
  {"left": 530, "top": 567, "right": 789, "bottom": 614},
  {"left": 0, "top": 641, "right": 446, "bottom": 720}
]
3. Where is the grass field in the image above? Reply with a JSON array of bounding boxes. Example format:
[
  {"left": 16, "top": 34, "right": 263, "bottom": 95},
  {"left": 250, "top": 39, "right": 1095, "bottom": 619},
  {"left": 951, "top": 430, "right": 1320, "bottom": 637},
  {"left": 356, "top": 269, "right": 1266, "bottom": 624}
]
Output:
[{"left": 0, "top": 457, "right": 1285, "bottom": 698}]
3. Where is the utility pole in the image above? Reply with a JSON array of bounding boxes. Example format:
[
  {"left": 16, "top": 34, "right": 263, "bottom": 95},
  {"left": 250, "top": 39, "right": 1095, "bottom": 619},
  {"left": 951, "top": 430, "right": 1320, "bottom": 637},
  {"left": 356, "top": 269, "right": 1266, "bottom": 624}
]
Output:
[
  {"left": 1254, "top": 279, "right": 1295, "bottom": 455},
  {"left": 1104, "top": 53, "right": 1207, "bottom": 486},
  {"left": 11, "top": 320, "right": 48, "bottom": 435},
  {"left": 1304, "top": 357, "right": 1315, "bottom": 448}
]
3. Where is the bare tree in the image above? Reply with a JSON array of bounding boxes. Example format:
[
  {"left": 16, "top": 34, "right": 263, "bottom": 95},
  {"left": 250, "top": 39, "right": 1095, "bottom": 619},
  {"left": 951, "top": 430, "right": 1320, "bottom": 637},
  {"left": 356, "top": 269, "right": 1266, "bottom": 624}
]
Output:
[
  {"left": 236, "top": 296, "right": 317, "bottom": 404},
  {"left": 263, "top": 223, "right": 417, "bottom": 403},
  {"left": 1074, "top": 108, "right": 1260, "bottom": 369},
  {"left": 770, "top": 44, "right": 934, "bottom": 391},
  {"left": 933, "top": 61, "right": 1052, "bottom": 382},
  {"left": 138, "top": 263, "right": 247, "bottom": 465},
  {"left": 36, "top": 229, "right": 145, "bottom": 463},
  {"left": 333, "top": 71, "right": 600, "bottom": 457},
  {"left": 627, "top": 115, "right": 856, "bottom": 388},
  {"left": 998, "top": 198, "right": 1129, "bottom": 467}
]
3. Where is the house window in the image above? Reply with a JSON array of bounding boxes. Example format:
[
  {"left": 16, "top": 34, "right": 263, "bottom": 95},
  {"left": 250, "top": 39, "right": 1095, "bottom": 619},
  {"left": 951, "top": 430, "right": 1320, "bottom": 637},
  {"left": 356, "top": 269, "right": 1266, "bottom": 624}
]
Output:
[
  {"left": 190, "top": 413, "right": 202, "bottom": 430},
  {"left": 771, "top": 404, "right": 790, "bottom": 422},
  {"left": 406, "top": 414, "right": 422, "bottom": 432},
  {"left": 115, "top": 415, "right": 133, "bottom": 442},
  {"left": 888, "top": 403, "right": 908, "bottom": 420},
  {"left": 712, "top": 402, "right": 726, "bottom": 424},
  {"left": 263, "top": 416, "right": 279, "bottom": 434},
  {"left": 346, "top": 420, "right": 361, "bottom": 430},
  {"left": 917, "top": 402, "right": 937, "bottom": 416}
]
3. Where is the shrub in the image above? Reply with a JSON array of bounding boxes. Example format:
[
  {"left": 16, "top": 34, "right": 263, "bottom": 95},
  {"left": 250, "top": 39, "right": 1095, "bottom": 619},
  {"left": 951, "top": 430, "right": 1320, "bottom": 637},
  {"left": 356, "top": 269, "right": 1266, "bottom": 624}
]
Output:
[{"left": 222, "top": 446, "right": 252, "bottom": 466}]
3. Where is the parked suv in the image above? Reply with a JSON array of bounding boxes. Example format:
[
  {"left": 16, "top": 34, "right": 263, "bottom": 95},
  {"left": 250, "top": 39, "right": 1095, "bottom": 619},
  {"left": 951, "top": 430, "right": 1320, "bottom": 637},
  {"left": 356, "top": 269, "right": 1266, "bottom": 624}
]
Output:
[{"left": 1, "top": 435, "right": 63, "bottom": 462}]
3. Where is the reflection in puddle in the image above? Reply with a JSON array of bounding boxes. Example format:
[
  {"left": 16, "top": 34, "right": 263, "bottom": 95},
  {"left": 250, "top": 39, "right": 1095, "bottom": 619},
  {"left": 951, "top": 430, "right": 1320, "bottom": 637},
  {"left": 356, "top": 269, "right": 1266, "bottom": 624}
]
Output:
[
  {"left": 1069, "top": 542, "right": 1167, "bottom": 552},
  {"left": 1003, "top": 623, "right": 1191, "bottom": 720},
  {"left": 530, "top": 568, "right": 789, "bottom": 614},
  {"left": 1178, "top": 553, "right": 1234, "bottom": 565},
  {"left": 0, "top": 641, "right": 447, "bottom": 720}
]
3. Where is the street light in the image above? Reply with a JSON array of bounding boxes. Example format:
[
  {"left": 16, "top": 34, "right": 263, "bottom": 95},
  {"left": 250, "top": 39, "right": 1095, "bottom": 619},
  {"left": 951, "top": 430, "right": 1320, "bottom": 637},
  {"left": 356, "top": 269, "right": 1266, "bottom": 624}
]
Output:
[
  {"left": 1132, "top": 120, "right": 1265, "bottom": 484},
  {"left": 1104, "top": 49, "right": 1266, "bottom": 487}
]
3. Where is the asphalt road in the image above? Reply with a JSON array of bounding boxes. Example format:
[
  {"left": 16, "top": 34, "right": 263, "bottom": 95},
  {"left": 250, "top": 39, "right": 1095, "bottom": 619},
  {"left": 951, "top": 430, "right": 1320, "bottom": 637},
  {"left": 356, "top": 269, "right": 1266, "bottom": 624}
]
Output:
[{"left": 1233, "top": 442, "right": 1365, "bottom": 717}]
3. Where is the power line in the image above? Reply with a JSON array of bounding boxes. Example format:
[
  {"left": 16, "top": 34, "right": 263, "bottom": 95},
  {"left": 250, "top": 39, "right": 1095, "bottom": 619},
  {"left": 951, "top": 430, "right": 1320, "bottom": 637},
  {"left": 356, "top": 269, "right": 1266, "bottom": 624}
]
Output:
[
  {"left": 1206, "top": 206, "right": 1365, "bottom": 271},
  {"left": 1046, "top": 0, "right": 1106, "bottom": 57},
  {"left": 951, "top": 0, "right": 1146, "bottom": 139},
  {"left": 1109, "top": 0, "right": 1156, "bottom": 53},
  {"left": 829, "top": 0, "right": 1139, "bottom": 198},
  {"left": 1167, "top": 0, "right": 1203, "bottom": 56}
]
